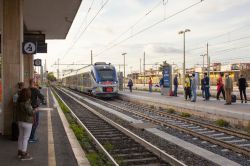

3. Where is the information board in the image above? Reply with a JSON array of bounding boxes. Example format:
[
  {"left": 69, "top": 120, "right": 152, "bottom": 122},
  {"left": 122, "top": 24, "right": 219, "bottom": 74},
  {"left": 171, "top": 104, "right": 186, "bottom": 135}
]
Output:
[{"left": 163, "top": 67, "right": 170, "bottom": 88}]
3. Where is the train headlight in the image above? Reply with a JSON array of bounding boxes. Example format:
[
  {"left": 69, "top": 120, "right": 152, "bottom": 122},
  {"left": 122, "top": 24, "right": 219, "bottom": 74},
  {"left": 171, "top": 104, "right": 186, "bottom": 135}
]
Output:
[
  {"left": 97, "top": 87, "right": 102, "bottom": 92},
  {"left": 113, "top": 86, "right": 117, "bottom": 92}
]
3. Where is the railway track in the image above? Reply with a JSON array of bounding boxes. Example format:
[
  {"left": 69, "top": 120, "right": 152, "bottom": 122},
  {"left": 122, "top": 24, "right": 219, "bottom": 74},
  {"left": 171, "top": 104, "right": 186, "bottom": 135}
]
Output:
[
  {"left": 112, "top": 99, "right": 250, "bottom": 157},
  {"left": 62, "top": 87, "right": 250, "bottom": 158},
  {"left": 53, "top": 87, "right": 185, "bottom": 166}
]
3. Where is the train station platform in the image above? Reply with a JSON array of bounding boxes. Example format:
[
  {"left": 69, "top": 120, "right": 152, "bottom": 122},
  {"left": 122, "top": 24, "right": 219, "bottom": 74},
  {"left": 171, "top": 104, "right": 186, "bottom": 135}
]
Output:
[
  {"left": 119, "top": 90, "right": 250, "bottom": 127},
  {"left": 0, "top": 87, "right": 89, "bottom": 166}
]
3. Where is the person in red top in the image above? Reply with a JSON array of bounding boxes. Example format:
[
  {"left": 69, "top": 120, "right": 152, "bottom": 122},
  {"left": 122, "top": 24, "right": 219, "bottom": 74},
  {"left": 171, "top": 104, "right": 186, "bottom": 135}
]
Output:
[
  {"left": 216, "top": 73, "right": 225, "bottom": 100},
  {"left": 148, "top": 77, "right": 153, "bottom": 92}
]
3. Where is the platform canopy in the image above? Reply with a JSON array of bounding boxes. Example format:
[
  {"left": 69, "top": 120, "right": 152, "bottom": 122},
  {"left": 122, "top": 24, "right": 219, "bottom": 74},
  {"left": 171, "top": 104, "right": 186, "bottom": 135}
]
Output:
[{"left": 23, "top": 0, "right": 82, "bottom": 39}]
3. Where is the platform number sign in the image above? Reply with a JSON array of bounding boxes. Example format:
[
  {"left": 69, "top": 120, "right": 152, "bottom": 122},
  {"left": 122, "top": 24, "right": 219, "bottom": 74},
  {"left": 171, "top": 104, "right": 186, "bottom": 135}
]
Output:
[
  {"left": 34, "top": 59, "right": 42, "bottom": 66},
  {"left": 23, "top": 41, "right": 37, "bottom": 54}
]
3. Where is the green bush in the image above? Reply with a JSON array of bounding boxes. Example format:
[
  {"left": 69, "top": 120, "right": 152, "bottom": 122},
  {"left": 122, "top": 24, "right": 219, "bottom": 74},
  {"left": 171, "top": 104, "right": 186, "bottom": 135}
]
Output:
[
  {"left": 215, "top": 119, "right": 229, "bottom": 127},
  {"left": 103, "top": 143, "right": 114, "bottom": 153},
  {"left": 167, "top": 108, "right": 175, "bottom": 114},
  {"left": 180, "top": 112, "right": 191, "bottom": 117},
  {"left": 246, "top": 122, "right": 250, "bottom": 133}
]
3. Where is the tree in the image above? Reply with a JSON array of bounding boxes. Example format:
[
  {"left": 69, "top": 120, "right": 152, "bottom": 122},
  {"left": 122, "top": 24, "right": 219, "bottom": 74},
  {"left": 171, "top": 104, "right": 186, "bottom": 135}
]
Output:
[
  {"left": 158, "top": 61, "right": 169, "bottom": 71},
  {"left": 47, "top": 72, "right": 57, "bottom": 82}
]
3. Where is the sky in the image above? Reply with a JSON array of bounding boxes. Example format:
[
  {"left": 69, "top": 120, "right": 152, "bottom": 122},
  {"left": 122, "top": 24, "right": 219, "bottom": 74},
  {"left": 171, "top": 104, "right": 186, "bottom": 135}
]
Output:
[{"left": 35, "top": 0, "right": 250, "bottom": 77}]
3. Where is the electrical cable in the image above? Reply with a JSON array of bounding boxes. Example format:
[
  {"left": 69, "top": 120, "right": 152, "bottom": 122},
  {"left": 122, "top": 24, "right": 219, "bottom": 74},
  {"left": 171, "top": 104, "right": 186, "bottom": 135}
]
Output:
[
  {"left": 95, "top": 0, "right": 204, "bottom": 57},
  {"left": 61, "top": 0, "right": 110, "bottom": 61},
  {"left": 96, "top": 0, "right": 164, "bottom": 54}
]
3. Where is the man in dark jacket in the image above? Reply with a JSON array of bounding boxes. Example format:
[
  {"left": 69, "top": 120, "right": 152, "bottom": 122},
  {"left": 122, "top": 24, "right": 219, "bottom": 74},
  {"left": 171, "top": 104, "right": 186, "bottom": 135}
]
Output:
[
  {"left": 127, "top": 79, "right": 133, "bottom": 92},
  {"left": 29, "top": 79, "right": 45, "bottom": 143},
  {"left": 203, "top": 73, "right": 210, "bottom": 101},
  {"left": 238, "top": 74, "right": 248, "bottom": 103},
  {"left": 173, "top": 74, "right": 178, "bottom": 96}
]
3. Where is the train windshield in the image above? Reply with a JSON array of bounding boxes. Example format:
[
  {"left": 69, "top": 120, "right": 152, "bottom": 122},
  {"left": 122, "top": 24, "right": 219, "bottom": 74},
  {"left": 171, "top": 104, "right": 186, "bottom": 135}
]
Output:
[{"left": 96, "top": 69, "right": 116, "bottom": 81}]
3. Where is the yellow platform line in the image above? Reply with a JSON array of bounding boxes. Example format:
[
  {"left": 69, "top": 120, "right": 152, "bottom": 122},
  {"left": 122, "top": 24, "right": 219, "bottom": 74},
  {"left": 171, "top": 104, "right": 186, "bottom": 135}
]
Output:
[{"left": 47, "top": 88, "right": 56, "bottom": 166}]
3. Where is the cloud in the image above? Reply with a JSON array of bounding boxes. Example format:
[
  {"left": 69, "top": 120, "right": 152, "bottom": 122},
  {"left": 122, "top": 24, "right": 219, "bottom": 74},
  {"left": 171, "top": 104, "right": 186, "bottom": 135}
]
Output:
[{"left": 144, "top": 43, "right": 181, "bottom": 54}]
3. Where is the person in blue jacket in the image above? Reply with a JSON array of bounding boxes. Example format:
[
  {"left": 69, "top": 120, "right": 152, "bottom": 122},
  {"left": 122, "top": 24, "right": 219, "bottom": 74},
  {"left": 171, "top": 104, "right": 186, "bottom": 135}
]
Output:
[{"left": 159, "top": 77, "right": 164, "bottom": 95}]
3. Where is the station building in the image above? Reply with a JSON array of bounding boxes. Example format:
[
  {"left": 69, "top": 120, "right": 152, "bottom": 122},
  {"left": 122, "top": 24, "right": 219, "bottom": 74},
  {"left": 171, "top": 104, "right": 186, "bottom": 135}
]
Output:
[{"left": 0, "top": 0, "right": 82, "bottom": 135}]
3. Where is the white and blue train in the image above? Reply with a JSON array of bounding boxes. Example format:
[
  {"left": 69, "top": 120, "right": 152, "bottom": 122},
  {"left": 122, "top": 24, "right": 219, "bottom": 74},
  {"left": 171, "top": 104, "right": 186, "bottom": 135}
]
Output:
[{"left": 62, "top": 62, "right": 119, "bottom": 98}]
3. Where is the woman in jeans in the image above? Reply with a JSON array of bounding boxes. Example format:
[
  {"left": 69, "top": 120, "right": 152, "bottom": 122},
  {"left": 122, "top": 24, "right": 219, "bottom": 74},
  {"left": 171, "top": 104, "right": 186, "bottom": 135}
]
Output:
[{"left": 16, "top": 88, "right": 35, "bottom": 160}]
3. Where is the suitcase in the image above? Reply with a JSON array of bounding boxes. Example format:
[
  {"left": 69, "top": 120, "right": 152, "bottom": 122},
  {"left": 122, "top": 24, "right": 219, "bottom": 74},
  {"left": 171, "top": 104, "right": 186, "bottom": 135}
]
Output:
[
  {"left": 11, "top": 122, "right": 19, "bottom": 141},
  {"left": 231, "top": 94, "right": 236, "bottom": 103},
  {"left": 11, "top": 103, "right": 19, "bottom": 141}
]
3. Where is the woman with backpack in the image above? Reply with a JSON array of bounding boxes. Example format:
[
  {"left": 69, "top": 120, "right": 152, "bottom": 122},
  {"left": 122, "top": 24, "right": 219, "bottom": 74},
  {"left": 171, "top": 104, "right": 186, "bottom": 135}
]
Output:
[{"left": 17, "top": 88, "right": 35, "bottom": 160}]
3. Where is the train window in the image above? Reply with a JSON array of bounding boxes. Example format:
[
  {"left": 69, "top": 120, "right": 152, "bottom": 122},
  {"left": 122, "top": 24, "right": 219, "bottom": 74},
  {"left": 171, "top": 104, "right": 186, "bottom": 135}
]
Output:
[
  {"left": 97, "top": 69, "right": 115, "bottom": 81},
  {"left": 91, "top": 71, "right": 96, "bottom": 81}
]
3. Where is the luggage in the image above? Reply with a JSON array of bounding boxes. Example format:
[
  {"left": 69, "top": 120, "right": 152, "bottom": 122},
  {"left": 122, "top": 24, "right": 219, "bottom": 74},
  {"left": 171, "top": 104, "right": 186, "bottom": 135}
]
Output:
[
  {"left": 231, "top": 94, "right": 236, "bottom": 103},
  {"left": 11, "top": 99, "right": 19, "bottom": 141},
  {"left": 11, "top": 122, "right": 19, "bottom": 141}
]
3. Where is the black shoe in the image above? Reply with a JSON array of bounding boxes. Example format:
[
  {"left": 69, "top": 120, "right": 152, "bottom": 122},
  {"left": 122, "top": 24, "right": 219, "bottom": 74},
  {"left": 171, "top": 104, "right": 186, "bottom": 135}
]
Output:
[
  {"left": 245, "top": 101, "right": 247, "bottom": 103},
  {"left": 241, "top": 100, "right": 243, "bottom": 103}
]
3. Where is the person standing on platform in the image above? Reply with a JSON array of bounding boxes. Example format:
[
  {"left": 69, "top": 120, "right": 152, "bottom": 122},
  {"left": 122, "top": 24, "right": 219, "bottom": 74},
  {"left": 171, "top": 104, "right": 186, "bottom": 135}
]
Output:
[
  {"left": 201, "top": 77, "right": 205, "bottom": 98},
  {"left": 29, "top": 79, "right": 44, "bottom": 143},
  {"left": 127, "top": 79, "right": 133, "bottom": 92},
  {"left": 12, "top": 82, "right": 25, "bottom": 141},
  {"left": 191, "top": 73, "right": 197, "bottom": 102},
  {"left": 173, "top": 74, "right": 178, "bottom": 97},
  {"left": 184, "top": 74, "right": 191, "bottom": 100},
  {"left": 238, "top": 74, "right": 248, "bottom": 103},
  {"left": 224, "top": 73, "right": 233, "bottom": 105},
  {"left": 149, "top": 77, "right": 153, "bottom": 93},
  {"left": 203, "top": 73, "right": 210, "bottom": 101},
  {"left": 159, "top": 77, "right": 164, "bottom": 95},
  {"left": 216, "top": 73, "right": 225, "bottom": 100},
  {"left": 17, "top": 88, "right": 35, "bottom": 160}
]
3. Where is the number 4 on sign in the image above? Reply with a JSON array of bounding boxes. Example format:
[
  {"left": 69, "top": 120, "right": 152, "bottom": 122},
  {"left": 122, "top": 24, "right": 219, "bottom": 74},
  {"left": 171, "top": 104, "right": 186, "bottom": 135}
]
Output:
[{"left": 23, "top": 42, "right": 36, "bottom": 54}]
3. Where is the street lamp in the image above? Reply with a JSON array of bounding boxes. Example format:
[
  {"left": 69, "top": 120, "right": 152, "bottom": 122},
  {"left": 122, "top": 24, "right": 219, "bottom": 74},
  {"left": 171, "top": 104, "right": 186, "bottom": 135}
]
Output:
[
  {"left": 122, "top": 53, "right": 127, "bottom": 90},
  {"left": 178, "top": 29, "right": 190, "bottom": 92},
  {"left": 200, "top": 54, "right": 206, "bottom": 73}
]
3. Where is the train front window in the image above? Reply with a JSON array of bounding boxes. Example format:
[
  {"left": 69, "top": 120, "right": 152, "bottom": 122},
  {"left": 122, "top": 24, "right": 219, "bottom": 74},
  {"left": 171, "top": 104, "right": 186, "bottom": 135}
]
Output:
[{"left": 97, "top": 69, "right": 115, "bottom": 81}]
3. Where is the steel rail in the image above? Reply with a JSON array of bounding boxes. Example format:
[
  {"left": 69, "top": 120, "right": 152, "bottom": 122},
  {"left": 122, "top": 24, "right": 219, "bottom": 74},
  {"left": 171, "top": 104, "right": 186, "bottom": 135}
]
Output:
[
  {"left": 56, "top": 87, "right": 187, "bottom": 166},
  {"left": 51, "top": 88, "right": 119, "bottom": 166},
  {"left": 115, "top": 99, "right": 250, "bottom": 140},
  {"left": 65, "top": 90, "right": 250, "bottom": 158}
]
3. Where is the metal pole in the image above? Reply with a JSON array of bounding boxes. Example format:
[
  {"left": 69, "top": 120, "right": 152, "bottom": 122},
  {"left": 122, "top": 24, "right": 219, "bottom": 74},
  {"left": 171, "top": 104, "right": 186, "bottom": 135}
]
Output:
[
  {"left": 40, "top": 65, "right": 43, "bottom": 84},
  {"left": 91, "top": 50, "right": 93, "bottom": 65},
  {"left": 124, "top": 54, "right": 125, "bottom": 90},
  {"left": 57, "top": 58, "right": 59, "bottom": 80},
  {"left": 202, "top": 55, "right": 204, "bottom": 73},
  {"left": 207, "top": 43, "right": 210, "bottom": 77},
  {"left": 200, "top": 54, "right": 205, "bottom": 73},
  {"left": 143, "top": 52, "right": 145, "bottom": 86},
  {"left": 122, "top": 53, "right": 126, "bottom": 90},
  {"left": 140, "top": 58, "right": 141, "bottom": 74},
  {"left": 183, "top": 32, "right": 185, "bottom": 93}
]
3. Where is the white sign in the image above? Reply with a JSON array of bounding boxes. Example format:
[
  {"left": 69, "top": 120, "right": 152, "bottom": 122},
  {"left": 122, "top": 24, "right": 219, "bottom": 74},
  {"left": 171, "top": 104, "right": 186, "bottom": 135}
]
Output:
[{"left": 23, "top": 42, "right": 36, "bottom": 54}]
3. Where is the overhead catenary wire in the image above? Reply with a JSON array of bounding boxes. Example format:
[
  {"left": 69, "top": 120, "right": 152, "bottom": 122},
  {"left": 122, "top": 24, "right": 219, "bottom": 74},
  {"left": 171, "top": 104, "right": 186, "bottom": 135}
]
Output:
[
  {"left": 61, "top": 0, "right": 110, "bottom": 61},
  {"left": 184, "top": 35, "right": 250, "bottom": 60},
  {"left": 95, "top": 0, "right": 204, "bottom": 57},
  {"left": 187, "top": 24, "right": 250, "bottom": 52},
  {"left": 97, "top": 0, "right": 164, "bottom": 54},
  {"left": 73, "top": 0, "right": 96, "bottom": 41}
]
